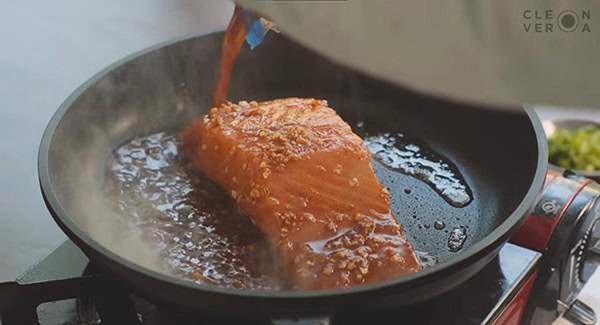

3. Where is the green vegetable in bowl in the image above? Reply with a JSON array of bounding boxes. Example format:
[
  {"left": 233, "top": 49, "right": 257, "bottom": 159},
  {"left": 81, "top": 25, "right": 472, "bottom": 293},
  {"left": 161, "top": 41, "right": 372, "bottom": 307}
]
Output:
[{"left": 548, "top": 125, "right": 600, "bottom": 171}]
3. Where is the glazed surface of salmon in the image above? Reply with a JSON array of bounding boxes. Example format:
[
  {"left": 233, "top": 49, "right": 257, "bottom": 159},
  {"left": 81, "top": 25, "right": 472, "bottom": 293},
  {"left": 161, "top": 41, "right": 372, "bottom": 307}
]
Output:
[{"left": 182, "top": 98, "right": 421, "bottom": 290}]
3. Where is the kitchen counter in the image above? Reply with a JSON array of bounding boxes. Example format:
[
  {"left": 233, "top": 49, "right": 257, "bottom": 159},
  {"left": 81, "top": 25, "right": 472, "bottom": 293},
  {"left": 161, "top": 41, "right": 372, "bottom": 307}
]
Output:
[{"left": 0, "top": 1, "right": 597, "bottom": 323}]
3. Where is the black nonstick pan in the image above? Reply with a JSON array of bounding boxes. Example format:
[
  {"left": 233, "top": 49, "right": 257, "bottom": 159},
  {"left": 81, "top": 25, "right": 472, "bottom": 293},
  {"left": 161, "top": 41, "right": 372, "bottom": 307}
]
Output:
[{"left": 38, "top": 31, "right": 547, "bottom": 323}]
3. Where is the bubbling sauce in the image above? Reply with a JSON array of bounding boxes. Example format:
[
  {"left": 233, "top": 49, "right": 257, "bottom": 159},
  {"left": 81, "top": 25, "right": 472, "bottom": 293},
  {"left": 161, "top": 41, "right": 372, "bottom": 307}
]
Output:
[{"left": 104, "top": 132, "right": 282, "bottom": 290}]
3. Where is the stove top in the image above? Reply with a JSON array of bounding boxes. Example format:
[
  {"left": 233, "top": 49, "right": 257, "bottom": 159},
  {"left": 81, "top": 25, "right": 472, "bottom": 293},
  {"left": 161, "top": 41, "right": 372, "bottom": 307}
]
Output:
[{"left": 0, "top": 241, "right": 540, "bottom": 325}]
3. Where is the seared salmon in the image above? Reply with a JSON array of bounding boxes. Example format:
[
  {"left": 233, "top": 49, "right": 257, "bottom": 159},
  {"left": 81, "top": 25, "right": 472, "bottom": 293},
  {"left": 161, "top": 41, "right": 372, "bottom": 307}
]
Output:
[{"left": 182, "top": 98, "right": 421, "bottom": 290}]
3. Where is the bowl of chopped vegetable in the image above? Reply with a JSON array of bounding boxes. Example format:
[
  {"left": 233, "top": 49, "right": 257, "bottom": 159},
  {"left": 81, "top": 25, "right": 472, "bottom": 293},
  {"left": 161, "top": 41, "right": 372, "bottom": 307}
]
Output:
[{"left": 543, "top": 119, "right": 600, "bottom": 180}]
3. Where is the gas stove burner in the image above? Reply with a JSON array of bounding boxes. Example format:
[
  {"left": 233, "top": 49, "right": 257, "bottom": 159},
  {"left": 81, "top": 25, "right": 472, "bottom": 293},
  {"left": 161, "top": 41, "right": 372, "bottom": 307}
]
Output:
[
  {"left": 78, "top": 293, "right": 249, "bottom": 325},
  {"left": 76, "top": 274, "right": 235, "bottom": 325}
]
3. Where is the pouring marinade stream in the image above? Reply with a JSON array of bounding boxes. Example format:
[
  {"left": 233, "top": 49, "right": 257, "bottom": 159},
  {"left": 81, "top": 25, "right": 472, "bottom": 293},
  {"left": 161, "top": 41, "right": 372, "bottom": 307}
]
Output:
[{"left": 213, "top": 5, "right": 248, "bottom": 107}]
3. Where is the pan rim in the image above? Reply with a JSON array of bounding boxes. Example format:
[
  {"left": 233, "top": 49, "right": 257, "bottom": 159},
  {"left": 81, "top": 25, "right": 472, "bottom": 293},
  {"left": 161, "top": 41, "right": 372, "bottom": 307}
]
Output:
[{"left": 38, "top": 31, "right": 548, "bottom": 301}]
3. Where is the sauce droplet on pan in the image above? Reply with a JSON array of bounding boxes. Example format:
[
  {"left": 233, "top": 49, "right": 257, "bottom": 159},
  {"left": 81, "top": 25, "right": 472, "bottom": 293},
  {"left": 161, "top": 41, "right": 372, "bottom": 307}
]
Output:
[
  {"left": 364, "top": 133, "right": 473, "bottom": 208},
  {"left": 434, "top": 220, "right": 445, "bottom": 230},
  {"left": 448, "top": 226, "right": 468, "bottom": 252}
]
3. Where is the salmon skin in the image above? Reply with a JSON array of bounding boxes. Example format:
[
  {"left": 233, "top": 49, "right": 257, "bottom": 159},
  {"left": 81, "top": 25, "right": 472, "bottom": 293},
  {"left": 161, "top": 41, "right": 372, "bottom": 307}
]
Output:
[{"left": 182, "top": 98, "right": 422, "bottom": 290}]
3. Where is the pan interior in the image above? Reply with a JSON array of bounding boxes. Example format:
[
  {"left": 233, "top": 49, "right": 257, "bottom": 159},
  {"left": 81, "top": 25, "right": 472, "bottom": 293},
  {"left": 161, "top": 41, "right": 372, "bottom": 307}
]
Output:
[{"left": 45, "top": 32, "right": 539, "bottom": 289}]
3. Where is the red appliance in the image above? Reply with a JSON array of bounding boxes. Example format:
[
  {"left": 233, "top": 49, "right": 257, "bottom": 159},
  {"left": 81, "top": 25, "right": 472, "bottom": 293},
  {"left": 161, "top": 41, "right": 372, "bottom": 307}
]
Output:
[{"left": 505, "top": 169, "right": 599, "bottom": 325}]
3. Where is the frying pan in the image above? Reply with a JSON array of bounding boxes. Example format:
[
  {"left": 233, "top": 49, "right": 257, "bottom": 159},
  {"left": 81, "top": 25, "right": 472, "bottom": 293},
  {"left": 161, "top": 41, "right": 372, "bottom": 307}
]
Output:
[{"left": 38, "top": 31, "right": 547, "bottom": 322}]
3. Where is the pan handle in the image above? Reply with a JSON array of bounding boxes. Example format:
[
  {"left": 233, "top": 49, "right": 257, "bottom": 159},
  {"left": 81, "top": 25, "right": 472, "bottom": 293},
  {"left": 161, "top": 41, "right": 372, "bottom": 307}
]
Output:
[{"left": 271, "top": 315, "right": 331, "bottom": 325}]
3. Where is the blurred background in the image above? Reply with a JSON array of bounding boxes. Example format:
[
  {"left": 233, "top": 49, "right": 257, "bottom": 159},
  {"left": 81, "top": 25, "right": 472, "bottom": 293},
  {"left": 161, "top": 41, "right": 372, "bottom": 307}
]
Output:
[{"left": 0, "top": 1, "right": 598, "bottom": 324}]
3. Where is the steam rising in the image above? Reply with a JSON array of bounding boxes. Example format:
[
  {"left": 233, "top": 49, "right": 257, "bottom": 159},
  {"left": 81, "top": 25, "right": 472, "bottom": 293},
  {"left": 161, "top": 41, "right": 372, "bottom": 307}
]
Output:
[
  {"left": 102, "top": 132, "right": 281, "bottom": 289},
  {"left": 51, "top": 125, "right": 164, "bottom": 272},
  {"left": 46, "top": 33, "right": 226, "bottom": 277},
  {"left": 45, "top": 32, "right": 292, "bottom": 287}
]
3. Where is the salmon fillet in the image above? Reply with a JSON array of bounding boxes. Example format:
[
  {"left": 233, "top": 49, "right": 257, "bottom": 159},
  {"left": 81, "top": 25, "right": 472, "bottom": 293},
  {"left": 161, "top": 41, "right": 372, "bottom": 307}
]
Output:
[{"left": 182, "top": 98, "right": 421, "bottom": 290}]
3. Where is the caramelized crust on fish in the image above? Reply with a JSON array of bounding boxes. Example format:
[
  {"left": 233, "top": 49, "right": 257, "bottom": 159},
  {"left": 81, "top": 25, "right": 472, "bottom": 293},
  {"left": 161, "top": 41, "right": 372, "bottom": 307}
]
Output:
[{"left": 182, "top": 98, "right": 421, "bottom": 290}]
